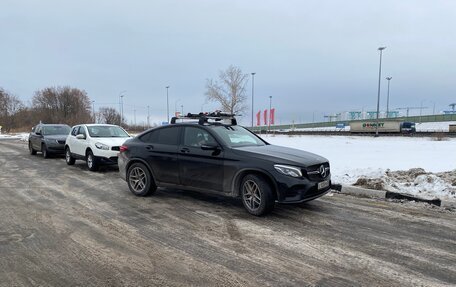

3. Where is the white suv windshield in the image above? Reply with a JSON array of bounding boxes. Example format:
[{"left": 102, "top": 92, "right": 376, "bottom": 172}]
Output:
[
  {"left": 211, "top": 126, "right": 266, "bottom": 147},
  {"left": 87, "top": 126, "right": 129, "bottom": 138}
]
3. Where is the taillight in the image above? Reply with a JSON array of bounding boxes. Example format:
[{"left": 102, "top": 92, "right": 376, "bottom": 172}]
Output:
[{"left": 120, "top": 145, "right": 128, "bottom": 152}]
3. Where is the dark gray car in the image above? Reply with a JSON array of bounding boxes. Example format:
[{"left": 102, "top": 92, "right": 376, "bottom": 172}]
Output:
[{"left": 29, "top": 124, "right": 71, "bottom": 158}]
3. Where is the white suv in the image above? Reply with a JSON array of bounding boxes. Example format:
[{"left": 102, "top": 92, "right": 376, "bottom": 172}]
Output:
[{"left": 65, "top": 124, "right": 131, "bottom": 171}]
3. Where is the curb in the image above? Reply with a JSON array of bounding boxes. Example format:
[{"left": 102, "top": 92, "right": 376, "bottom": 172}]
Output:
[{"left": 331, "top": 184, "right": 456, "bottom": 209}]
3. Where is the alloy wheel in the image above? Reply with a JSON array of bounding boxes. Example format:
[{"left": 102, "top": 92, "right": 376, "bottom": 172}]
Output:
[
  {"left": 242, "top": 179, "right": 262, "bottom": 211},
  {"left": 129, "top": 167, "right": 147, "bottom": 192}
]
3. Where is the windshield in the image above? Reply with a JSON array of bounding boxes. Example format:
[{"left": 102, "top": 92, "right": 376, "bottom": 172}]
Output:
[
  {"left": 211, "top": 125, "right": 266, "bottom": 147},
  {"left": 87, "top": 126, "right": 130, "bottom": 138},
  {"left": 42, "top": 125, "right": 71, "bottom": 136}
]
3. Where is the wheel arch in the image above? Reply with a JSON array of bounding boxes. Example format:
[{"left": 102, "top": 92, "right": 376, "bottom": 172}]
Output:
[
  {"left": 85, "top": 147, "right": 93, "bottom": 156},
  {"left": 231, "top": 168, "right": 278, "bottom": 200},
  {"left": 125, "top": 158, "right": 157, "bottom": 183}
]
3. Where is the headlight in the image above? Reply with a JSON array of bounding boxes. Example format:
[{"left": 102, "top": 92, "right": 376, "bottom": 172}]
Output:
[
  {"left": 95, "top": 142, "right": 110, "bottom": 150},
  {"left": 274, "top": 164, "right": 302, "bottom": 177}
]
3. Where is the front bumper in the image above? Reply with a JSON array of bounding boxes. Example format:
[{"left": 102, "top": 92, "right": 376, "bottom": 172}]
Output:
[
  {"left": 45, "top": 143, "right": 65, "bottom": 153},
  {"left": 273, "top": 172, "right": 332, "bottom": 203}
]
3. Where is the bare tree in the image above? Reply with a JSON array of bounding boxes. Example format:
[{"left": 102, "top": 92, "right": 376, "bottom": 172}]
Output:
[
  {"left": 205, "top": 65, "right": 249, "bottom": 115},
  {"left": 32, "top": 86, "right": 92, "bottom": 125},
  {"left": 0, "top": 88, "right": 24, "bottom": 132},
  {"left": 97, "top": 107, "right": 122, "bottom": 125}
]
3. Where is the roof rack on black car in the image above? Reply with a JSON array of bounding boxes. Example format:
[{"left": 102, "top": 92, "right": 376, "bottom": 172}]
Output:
[{"left": 170, "top": 111, "right": 237, "bottom": 125}]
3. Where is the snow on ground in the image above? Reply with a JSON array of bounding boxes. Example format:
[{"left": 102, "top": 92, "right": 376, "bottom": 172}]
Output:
[
  {"left": 262, "top": 134, "right": 456, "bottom": 200},
  {"left": 0, "top": 133, "right": 29, "bottom": 141}
]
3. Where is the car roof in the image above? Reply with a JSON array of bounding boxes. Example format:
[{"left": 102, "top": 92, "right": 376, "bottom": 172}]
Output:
[{"left": 78, "top": 124, "right": 121, "bottom": 127}]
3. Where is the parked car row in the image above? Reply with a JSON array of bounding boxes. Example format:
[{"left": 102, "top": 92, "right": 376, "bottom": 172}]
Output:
[
  {"left": 29, "top": 123, "right": 131, "bottom": 171},
  {"left": 29, "top": 113, "right": 332, "bottom": 216}
]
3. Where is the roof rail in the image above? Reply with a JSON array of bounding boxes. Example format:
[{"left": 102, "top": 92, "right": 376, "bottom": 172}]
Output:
[{"left": 170, "top": 111, "right": 237, "bottom": 125}]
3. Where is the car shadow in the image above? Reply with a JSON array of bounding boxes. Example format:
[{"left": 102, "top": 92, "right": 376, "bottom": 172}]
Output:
[{"left": 151, "top": 187, "right": 330, "bottom": 218}]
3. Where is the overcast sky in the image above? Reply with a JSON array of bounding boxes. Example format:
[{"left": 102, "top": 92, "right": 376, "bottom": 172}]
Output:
[{"left": 1, "top": 0, "right": 455, "bottom": 125}]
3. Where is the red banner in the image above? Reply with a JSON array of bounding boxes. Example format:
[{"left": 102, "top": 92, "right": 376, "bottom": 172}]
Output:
[
  {"left": 263, "top": 109, "right": 268, "bottom": 126},
  {"left": 270, "top": 108, "right": 275, "bottom": 125},
  {"left": 256, "top": 111, "right": 261, "bottom": 126}
]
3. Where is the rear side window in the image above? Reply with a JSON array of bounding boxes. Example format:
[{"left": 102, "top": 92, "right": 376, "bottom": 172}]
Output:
[
  {"left": 71, "top": 126, "right": 79, "bottom": 136},
  {"left": 142, "top": 127, "right": 179, "bottom": 145}
]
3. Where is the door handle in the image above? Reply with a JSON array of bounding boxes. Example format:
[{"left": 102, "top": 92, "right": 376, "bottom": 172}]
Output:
[
  {"left": 180, "top": 148, "right": 190, "bottom": 153},
  {"left": 145, "top": 145, "right": 154, "bottom": 151}
]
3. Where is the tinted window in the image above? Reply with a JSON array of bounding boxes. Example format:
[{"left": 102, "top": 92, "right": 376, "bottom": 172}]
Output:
[
  {"left": 184, "top": 127, "right": 217, "bottom": 147},
  {"left": 142, "top": 127, "right": 179, "bottom": 145}
]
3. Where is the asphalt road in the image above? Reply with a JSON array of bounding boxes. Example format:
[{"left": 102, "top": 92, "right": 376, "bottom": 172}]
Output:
[{"left": 0, "top": 139, "right": 455, "bottom": 287}]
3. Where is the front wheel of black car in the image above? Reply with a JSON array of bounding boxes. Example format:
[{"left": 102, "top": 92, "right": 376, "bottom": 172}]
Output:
[
  {"left": 241, "top": 174, "right": 275, "bottom": 216},
  {"left": 127, "top": 163, "right": 157, "bottom": 196}
]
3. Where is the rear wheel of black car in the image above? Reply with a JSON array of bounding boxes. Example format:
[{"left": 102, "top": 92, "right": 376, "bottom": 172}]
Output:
[
  {"left": 241, "top": 174, "right": 275, "bottom": 216},
  {"left": 86, "top": 150, "right": 99, "bottom": 171},
  {"left": 65, "top": 147, "right": 75, "bottom": 165},
  {"left": 42, "top": 144, "right": 49, "bottom": 159},
  {"left": 29, "top": 142, "right": 37, "bottom": 155},
  {"left": 127, "top": 163, "right": 157, "bottom": 196}
]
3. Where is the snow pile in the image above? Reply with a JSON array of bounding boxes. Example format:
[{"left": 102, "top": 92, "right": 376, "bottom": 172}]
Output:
[
  {"left": 262, "top": 134, "right": 456, "bottom": 200},
  {"left": 354, "top": 168, "right": 456, "bottom": 200}
]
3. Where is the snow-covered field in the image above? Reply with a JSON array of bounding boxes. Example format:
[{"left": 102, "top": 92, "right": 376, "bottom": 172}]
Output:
[
  {"left": 263, "top": 134, "right": 456, "bottom": 200},
  {"left": 1, "top": 132, "right": 455, "bottom": 200}
]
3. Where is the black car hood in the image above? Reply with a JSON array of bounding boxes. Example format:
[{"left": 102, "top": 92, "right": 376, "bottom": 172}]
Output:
[
  {"left": 233, "top": 144, "right": 328, "bottom": 167},
  {"left": 44, "top": 135, "right": 68, "bottom": 141}
]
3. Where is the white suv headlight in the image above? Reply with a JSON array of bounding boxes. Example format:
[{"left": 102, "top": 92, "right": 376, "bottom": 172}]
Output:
[
  {"left": 95, "top": 142, "right": 110, "bottom": 150},
  {"left": 274, "top": 164, "right": 302, "bottom": 177}
]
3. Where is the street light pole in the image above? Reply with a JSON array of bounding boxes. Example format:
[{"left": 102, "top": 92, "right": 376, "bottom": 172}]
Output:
[
  {"left": 386, "top": 77, "right": 392, "bottom": 118},
  {"left": 118, "top": 90, "right": 126, "bottom": 126},
  {"left": 251, "top": 72, "right": 256, "bottom": 127},
  {"left": 147, "top": 105, "right": 150, "bottom": 128},
  {"left": 268, "top": 96, "right": 272, "bottom": 132},
  {"left": 166, "top": 86, "right": 170, "bottom": 123},
  {"left": 181, "top": 105, "right": 184, "bottom": 117},
  {"left": 91, "top": 100, "right": 95, "bottom": 123},
  {"left": 375, "top": 47, "right": 386, "bottom": 137}
]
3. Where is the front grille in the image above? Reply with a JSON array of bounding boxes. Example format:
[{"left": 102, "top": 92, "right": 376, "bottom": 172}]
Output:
[
  {"left": 57, "top": 140, "right": 65, "bottom": 144},
  {"left": 303, "top": 163, "right": 330, "bottom": 180},
  {"left": 111, "top": 146, "right": 120, "bottom": 151}
]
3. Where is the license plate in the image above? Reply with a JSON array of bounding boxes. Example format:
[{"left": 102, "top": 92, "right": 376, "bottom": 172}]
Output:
[{"left": 318, "top": 180, "right": 330, "bottom": 190}]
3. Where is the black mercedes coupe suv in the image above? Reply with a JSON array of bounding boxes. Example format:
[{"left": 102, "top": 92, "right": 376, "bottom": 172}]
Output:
[{"left": 118, "top": 113, "right": 331, "bottom": 216}]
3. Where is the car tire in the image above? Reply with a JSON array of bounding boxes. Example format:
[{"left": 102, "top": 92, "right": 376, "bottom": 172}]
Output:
[
  {"left": 86, "top": 150, "right": 99, "bottom": 171},
  {"left": 127, "top": 162, "right": 157, "bottom": 196},
  {"left": 240, "top": 174, "right": 275, "bottom": 216},
  {"left": 42, "top": 144, "right": 49, "bottom": 159},
  {"left": 65, "top": 147, "right": 75, "bottom": 165},
  {"left": 29, "top": 141, "right": 37, "bottom": 155}
]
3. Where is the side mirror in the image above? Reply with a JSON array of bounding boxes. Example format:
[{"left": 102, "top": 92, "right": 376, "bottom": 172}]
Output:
[
  {"left": 201, "top": 144, "right": 220, "bottom": 151},
  {"left": 76, "top": 134, "right": 86, "bottom": 140},
  {"left": 36, "top": 132, "right": 42, "bottom": 136}
]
